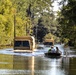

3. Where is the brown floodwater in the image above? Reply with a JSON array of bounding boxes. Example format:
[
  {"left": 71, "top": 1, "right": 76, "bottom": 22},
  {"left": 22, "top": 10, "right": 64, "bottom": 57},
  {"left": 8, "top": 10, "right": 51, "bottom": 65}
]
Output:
[{"left": 0, "top": 44, "right": 76, "bottom": 75}]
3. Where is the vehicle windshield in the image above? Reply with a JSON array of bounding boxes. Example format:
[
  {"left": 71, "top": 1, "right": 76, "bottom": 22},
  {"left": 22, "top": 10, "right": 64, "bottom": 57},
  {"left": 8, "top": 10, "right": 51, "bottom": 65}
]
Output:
[{"left": 14, "top": 41, "right": 30, "bottom": 47}]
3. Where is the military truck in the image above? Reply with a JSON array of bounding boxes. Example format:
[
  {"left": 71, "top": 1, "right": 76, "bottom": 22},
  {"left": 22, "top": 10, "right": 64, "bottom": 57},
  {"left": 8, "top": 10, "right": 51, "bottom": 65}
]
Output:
[
  {"left": 43, "top": 39, "right": 54, "bottom": 46},
  {"left": 14, "top": 36, "right": 35, "bottom": 52}
]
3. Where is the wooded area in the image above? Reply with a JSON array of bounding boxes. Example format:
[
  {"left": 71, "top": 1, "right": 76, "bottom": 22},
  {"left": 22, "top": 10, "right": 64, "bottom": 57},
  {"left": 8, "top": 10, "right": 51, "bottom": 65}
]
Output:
[
  {"left": 0, "top": 0, "right": 76, "bottom": 47},
  {"left": 57, "top": 0, "right": 76, "bottom": 47}
]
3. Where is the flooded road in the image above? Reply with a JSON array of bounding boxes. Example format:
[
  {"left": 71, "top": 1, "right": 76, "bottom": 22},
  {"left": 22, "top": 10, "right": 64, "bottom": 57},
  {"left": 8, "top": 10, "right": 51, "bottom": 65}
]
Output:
[{"left": 0, "top": 44, "right": 76, "bottom": 75}]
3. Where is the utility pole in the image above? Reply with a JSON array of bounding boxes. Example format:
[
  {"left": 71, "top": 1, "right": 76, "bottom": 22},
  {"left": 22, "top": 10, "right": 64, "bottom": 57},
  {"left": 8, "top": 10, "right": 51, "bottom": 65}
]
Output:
[
  {"left": 14, "top": 13, "right": 16, "bottom": 50},
  {"left": 36, "top": 25, "right": 38, "bottom": 43},
  {"left": 14, "top": 14, "right": 16, "bottom": 38}
]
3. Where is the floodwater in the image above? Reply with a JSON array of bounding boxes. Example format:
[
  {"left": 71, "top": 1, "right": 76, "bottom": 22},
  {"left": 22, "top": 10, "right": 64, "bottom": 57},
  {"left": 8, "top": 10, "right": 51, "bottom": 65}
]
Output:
[{"left": 0, "top": 44, "right": 76, "bottom": 75}]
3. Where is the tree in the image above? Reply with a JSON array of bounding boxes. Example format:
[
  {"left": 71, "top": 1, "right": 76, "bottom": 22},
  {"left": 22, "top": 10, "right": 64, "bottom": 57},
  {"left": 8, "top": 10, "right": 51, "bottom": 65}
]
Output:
[
  {"left": 57, "top": 0, "right": 76, "bottom": 47},
  {"left": 0, "top": 0, "right": 59, "bottom": 45},
  {"left": 33, "top": 12, "right": 58, "bottom": 42},
  {"left": 0, "top": 0, "right": 14, "bottom": 45}
]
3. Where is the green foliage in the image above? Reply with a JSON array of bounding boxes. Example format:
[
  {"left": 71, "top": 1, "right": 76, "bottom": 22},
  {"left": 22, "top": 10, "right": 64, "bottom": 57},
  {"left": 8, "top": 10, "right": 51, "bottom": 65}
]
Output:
[
  {"left": 44, "top": 33, "right": 54, "bottom": 39},
  {"left": 0, "top": 0, "right": 60, "bottom": 45},
  {"left": 0, "top": 0, "right": 14, "bottom": 45},
  {"left": 44, "top": 33, "right": 60, "bottom": 43},
  {"left": 33, "top": 12, "right": 59, "bottom": 42},
  {"left": 57, "top": 0, "right": 76, "bottom": 47}
]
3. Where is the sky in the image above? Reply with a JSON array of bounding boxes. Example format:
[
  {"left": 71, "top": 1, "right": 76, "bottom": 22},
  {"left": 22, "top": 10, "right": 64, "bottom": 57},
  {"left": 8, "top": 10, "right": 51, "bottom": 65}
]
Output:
[{"left": 52, "top": 0, "right": 62, "bottom": 12}]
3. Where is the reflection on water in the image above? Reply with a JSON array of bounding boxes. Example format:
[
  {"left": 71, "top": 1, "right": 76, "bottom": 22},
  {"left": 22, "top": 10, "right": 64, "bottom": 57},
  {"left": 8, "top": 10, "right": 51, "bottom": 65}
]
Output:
[
  {"left": 62, "top": 57, "right": 76, "bottom": 75},
  {"left": 0, "top": 54, "right": 66, "bottom": 75},
  {"left": 0, "top": 54, "right": 76, "bottom": 75},
  {"left": 0, "top": 44, "right": 76, "bottom": 75}
]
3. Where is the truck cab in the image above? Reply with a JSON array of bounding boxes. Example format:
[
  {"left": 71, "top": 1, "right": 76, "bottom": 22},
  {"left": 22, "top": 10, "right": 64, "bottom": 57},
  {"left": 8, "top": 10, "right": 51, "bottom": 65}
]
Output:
[
  {"left": 43, "top": 39, "right": 54, "bottom": 46},
  {"left": 14, "top": 36, "right": 35, "bottom": 52}
]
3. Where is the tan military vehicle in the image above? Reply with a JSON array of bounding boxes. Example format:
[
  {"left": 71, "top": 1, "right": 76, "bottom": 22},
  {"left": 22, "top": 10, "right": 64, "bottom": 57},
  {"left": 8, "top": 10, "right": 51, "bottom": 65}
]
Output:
[
  {"left": 14, "top": 36, "right": 35, "bottom": 52},
  {"left": 43, "top": 39, "right": 54, "bottom": 46}
]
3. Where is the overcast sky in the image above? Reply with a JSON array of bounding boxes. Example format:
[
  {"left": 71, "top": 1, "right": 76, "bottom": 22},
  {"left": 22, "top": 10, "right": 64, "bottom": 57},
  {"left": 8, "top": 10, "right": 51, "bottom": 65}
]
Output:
[{"left": 52, "top": 0, "right": 60, "bottom": 11}]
